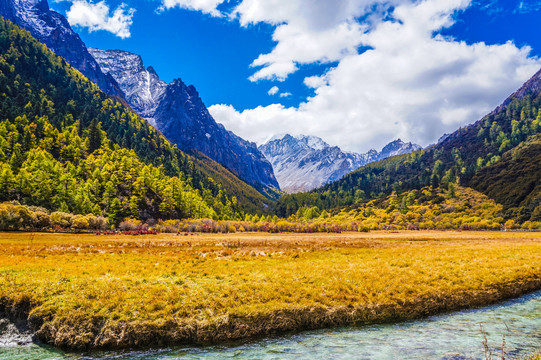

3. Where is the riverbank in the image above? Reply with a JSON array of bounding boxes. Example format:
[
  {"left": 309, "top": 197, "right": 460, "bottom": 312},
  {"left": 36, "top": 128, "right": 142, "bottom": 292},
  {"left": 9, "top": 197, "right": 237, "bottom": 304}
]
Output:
[{"left": 1, "top": 231, "right": 540, "bottom": 350}]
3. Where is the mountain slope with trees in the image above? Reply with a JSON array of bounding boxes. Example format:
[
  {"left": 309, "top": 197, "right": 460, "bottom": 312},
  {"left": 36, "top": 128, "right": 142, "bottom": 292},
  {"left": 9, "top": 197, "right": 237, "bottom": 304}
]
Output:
[
  {"left": 0, "top": 0, "right": 278, "bottom": 206},
  {"left": 469, "top": 134, "right": 541, "bottom": 223},
  {"left": 273, "top": 68, "right": 541, "bottom": 222},
  {"left": 89, "top": 48, "right": 280, "bottom": 196},
  {"left": 0, "top": 17, "right": 253, "bottom": 222},
  {"left": 0, "top": 0, "right": 123, "bottom": 97}
]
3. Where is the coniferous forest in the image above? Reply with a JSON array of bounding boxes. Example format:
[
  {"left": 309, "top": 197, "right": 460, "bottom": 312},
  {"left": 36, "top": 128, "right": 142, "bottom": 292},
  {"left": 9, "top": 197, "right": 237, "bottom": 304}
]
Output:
[{"left": 0, "top": 18, "right": 243, "bottom": 225}]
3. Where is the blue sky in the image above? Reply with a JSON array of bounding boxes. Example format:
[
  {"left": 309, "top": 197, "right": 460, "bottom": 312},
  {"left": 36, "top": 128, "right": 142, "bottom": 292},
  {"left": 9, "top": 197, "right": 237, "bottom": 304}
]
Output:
[
  {"left": 51, "top": 0, "right": 322, "bottom": 110},
  {"left": 50, "top": 0, "right": 541, "bottom": 152}
]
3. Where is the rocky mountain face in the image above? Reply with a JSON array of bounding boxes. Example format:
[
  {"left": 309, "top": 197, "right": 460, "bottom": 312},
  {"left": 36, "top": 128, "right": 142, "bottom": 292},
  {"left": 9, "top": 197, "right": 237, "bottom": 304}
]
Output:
[
  {"left": 0, "top": 0, "right": 123, "bottom": 97},
  {"left": 259, "top": 135, "right": 421, "bottom": 193},
  {"left": 89, "top": 49, "right": 167, "bottom": 125},
  {"left": 378, "top": 139, "right": 423, "bottom": 159},
  {"left": 90, "top": 49, "right": 279, "bottom": 191},
  {"left": 0, "top": 0, "right": 279, "bottom": 193}
]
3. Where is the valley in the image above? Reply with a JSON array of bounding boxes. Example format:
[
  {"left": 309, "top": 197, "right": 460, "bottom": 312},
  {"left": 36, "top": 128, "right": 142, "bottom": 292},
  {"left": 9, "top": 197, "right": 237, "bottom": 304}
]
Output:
[
  {"left": 0, "top": 0, "right": 540, "bottom": 357},
  {"left": 1, "top": 231, "right": 540, "bottom": 351}
]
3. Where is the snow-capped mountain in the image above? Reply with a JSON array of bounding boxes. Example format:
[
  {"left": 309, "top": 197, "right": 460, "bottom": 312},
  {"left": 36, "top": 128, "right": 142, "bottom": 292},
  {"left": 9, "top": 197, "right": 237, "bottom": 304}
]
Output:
[
  {"left": 91, "top": 49, "right": 280, "bottom": 191},
  {"left": 1, "top": 1, "right": 278, "bottom": 192},
  {"left": 0, "top": 0, "right": 123, "bottom": 97},
  {"left": 89, "top": 49, "right": 167, "bottom": 125},
  {"left": 378, "top": 139, "right": 423, "bottom": 159},
  {"left": 259, "top": 135, "right": 421, "bottom": 193}
]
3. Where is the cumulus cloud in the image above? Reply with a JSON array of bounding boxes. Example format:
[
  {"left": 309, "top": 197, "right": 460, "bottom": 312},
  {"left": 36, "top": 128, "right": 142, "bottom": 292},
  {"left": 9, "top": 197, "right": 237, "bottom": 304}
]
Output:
[
  {"left": 208, "top": 0, "right": 541, "bottom": 152},
  {"left": 279, "top": 92, "right": 292, "bottom": 98},
  {"left": 158, "top": 0, "right": 225, "bottom": 16},
  {"left": 248, "top": 20, "right": 365, "bottom": 81},
  {"left": 268, "top": 86, "right": 279, "bottom": 96},
  {"left": 66, "top": 0, "right": 135, "bottom": 38}
]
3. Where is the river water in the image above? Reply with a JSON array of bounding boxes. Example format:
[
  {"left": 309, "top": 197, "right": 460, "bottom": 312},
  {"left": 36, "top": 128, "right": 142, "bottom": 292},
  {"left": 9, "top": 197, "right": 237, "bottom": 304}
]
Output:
[{"left": 1, "top": 291, "right": 540, "bottom": 360}]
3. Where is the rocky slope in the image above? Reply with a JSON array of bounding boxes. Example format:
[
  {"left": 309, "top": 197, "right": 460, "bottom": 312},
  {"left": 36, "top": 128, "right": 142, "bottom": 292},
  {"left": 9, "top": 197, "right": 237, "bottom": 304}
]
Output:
[
  {"left": 90, "top": 48, "right": 280, "bottom": 192},
  {"left": 0, "top": 0, "right": 123, "bottom": 97},
  {"left": 259, "top": 135, "right": 421, "bottom": 193},
  {"left": 89, "top": 49, "right": 167, "bottom": 125}
]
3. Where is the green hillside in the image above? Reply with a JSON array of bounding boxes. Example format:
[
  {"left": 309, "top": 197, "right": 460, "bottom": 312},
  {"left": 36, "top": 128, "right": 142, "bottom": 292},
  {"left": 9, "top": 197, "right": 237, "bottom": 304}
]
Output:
[
  {"left": 189, "top": 150, "right": 273, "bottom": 214},
  {"left": 469, "top": 134, "right": 541, "bottom": 222},
  {"left": 0, "top": 17, "right": 265, "bottom": 221},
  {"left": 274, "top": 70, "right": 541, "bottom": 221}
]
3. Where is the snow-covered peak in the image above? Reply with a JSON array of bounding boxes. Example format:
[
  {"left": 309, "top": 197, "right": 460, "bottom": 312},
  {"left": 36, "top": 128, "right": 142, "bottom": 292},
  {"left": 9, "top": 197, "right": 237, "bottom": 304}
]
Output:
[
  {"left": 9, "top": 0, "right": 59, "bottom": 38},
  {"left": 380, "top": 139, "right": 422, "bottom": 158},
  {"left": 89, "top": 48, "right": 167, "bottom": 119},
  {"left": 260, "top": 135, "right": 422, "bottom": 193},
  {"left": 295, "top": 135, "right": 330, "bottom": 151}
]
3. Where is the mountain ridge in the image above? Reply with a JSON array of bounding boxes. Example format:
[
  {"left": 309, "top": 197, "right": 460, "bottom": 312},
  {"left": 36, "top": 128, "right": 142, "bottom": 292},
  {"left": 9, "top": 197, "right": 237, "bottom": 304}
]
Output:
[
  {"left": 0, "top": 0, "right": 124, "bottom": 97},
  {"left": 89, "top": 48, "right": 280, "bottom": 193},
  {"left": 259, "top": 135, "right": 421, "bottom": 193}
]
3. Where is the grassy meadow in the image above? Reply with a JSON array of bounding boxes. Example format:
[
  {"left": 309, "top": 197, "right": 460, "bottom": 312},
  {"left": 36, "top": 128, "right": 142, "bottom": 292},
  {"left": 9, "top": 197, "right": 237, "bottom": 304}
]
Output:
[{"left": 0, "top": 231, "right": 540, "bottom": 350}]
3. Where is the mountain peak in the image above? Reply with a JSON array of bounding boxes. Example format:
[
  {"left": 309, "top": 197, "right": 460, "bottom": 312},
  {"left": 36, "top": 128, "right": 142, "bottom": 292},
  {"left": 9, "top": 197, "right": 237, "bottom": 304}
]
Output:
[
  {"left": 260, "top": 135, "right": 421, "bottom": 193},
  {"left": 380, "top": 139, "right": 421, "bottom": 158},
  {"left": 0, "top": 0, "right": 123, "bottom": 96},
  {"left": 89, "top": 48, "right": 145, "bottom": 73},
  {"left": 294, "top": 135, "right": 329, "bottom": 151},
  {"left": 91, "top": 50, "right": 279, "bottom": 191},
  {"left": 89, "top": 48, "right": 167, "bottom": 120},
  {"left": 147, "top": 66, "right": 158, "bottom": 76}
]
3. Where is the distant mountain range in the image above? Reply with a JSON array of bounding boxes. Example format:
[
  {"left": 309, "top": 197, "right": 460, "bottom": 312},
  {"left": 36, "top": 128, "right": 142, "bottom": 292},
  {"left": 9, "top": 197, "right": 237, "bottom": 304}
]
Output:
[
  {"left": 259, "top": 135, "right": 421, "bottom": 193},
  {"left": 273, "top": 68, "right": 541, "bottom": 222},
  {"left": 0, "top": 0, "right": 279, "bottom": 195}
]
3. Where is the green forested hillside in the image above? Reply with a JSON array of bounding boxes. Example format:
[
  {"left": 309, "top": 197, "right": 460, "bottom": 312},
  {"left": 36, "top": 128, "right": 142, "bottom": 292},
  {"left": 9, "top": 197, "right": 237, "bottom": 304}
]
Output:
[
  {"left": 274, "top": 71, "right": 541, "bottom": 221},
  {"left": 189, "top": 150, "right": 272, "bottom": 214},
  {"left": 469, "top": 134, "right": 541, "bottom": 222},
  {"left": 0, "top": 17, "right": 253, "bottom": 221}
]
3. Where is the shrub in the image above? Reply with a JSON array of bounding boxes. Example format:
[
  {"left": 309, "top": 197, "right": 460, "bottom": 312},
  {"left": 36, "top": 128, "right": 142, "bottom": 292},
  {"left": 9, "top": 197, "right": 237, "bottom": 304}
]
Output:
[
  {"left": 0, "top": 203, "right": 34, "bottom": 230},
  {"left": 118, "top": 218, "right": 142, "bottom": 231},
  {"left": 71, "top": 215, "right": 90, "bottom": 230},
  {"left": 504, "top": 219, "right": 516, "bottom": 230},
  {"left": 86, "top": 215, "right": 109, "bottom": 230},
  {"left": 32, "top": 211, "right": 51, "bottom": 229},
  {"left": 50, "top": 212, "right": 73, "bottom": 228}
]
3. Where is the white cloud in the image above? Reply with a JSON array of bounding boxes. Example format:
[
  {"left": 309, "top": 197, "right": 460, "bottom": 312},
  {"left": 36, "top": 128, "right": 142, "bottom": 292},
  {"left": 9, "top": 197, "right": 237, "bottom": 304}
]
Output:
[
  {"left": 66, "top": 1, "right": 135, "bottom": 38},
  {"left": 209, "top": 0, "right": 541, "bottom": 152},
  {"left": 248, "top": 21, "right": 365, "bottom": 81},
  {"left": 158, "top": 0, "right": 225, "bottom": 16},
  {"left": 279, "top": 92, "right": 292, "bottom": 98},
  {"left": 268, "top": 86, "right": 279, "bottom": 96},
  {"left": 209, "top": 104, "right": 306, "bottom": 145}
]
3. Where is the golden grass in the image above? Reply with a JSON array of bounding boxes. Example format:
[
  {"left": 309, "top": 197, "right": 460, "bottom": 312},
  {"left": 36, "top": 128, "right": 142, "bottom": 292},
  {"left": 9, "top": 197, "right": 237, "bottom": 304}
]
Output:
[{"left": 1, "top": 231, "right": 540, "bottom": 350}]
